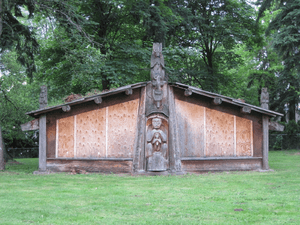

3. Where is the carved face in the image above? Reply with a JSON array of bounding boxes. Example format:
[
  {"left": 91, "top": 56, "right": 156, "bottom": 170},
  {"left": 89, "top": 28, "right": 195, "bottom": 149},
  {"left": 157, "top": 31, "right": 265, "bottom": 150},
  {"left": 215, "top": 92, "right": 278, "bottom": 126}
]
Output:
[
  {"left": 152, "top": 118, "right": 162, "bottom": 129},
  {"left": 262, "top": 88, "right": 267, "bottom": 93}
]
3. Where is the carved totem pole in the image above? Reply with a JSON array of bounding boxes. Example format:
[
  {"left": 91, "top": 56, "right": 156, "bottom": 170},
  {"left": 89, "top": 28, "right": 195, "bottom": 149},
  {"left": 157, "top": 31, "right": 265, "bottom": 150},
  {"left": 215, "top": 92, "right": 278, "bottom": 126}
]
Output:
[
  {"left": 145, "top": 43, "right": 169, "bottom": 172},
  {"left": 261, "top": 88, "right": 269, "bottom": 110},
  {"left": 39, "top": 85, "right": 48, "bottom": 109}
]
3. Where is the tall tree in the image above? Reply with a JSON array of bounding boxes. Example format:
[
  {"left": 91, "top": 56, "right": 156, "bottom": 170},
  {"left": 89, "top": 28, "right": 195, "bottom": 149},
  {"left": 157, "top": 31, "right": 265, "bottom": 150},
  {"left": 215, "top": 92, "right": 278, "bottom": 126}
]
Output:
[
  {"left": 257, "top": 0, "right": 300, "bottom": 121},
  {"left": 166, "top": 0, "right": 261, "bottom": 93}
]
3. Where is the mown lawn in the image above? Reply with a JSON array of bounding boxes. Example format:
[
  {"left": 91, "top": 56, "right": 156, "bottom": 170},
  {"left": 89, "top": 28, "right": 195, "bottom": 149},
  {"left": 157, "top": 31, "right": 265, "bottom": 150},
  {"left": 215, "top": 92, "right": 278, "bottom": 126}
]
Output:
[{"left": 1, "top": 150, "right": 300, "bottom": 225}]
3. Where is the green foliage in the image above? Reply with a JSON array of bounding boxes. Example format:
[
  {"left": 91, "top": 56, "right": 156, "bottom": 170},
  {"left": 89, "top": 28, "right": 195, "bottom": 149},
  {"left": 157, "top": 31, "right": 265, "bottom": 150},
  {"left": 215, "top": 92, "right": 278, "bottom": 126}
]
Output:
[
  {"left": 258, "top": 0, "right": 300, "bottom": 121},
  {"left": 0, "top": 50, "right": 39, "bottom": 148}
]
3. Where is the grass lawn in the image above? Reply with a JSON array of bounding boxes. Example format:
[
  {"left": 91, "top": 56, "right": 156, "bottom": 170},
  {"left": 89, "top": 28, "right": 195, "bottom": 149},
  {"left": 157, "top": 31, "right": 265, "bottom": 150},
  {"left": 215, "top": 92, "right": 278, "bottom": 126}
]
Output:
[{"left": 1, "top": 150, "right": 300, "bottom": 225}]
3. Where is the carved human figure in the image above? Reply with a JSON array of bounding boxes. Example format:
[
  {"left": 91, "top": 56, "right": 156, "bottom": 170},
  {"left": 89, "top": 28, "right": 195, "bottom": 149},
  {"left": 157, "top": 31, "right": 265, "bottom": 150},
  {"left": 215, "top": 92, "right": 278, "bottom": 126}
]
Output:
[
  {"left": 261, "top": 87, "right": 269, "bottom": 109},
  {"left": 146, "top": 117, "right": 168, "bottom": 171},
  {"left": 39, "top": 85, "right": 48, "bottom": 109}
]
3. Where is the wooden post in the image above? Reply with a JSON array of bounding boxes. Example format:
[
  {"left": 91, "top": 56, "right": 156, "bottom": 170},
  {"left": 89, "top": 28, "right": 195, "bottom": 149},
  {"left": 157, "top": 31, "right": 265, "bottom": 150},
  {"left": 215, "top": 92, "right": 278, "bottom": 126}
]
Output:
[
  {"left": 262, "top": 115, "right": 269, "bottom": 170},
  {"left": 38, "top": 85, "right": 47, "bottom": 171},
  {"left": 261, "top": 88, "right": 269, "bottom": 170},
  {"left": 39, "top": 114, "right": 47, "bottom": 171},
  {"left": 0, "top": 126, "right": 5, "bottom": 170}
]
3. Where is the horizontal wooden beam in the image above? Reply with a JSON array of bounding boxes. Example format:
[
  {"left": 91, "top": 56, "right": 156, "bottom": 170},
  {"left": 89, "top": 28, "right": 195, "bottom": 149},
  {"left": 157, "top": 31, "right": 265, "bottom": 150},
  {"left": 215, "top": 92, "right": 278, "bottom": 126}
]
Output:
[
  {"left": 47, "top": 157, "right": 133, "bottom": 161},
  {"left": 181, "top": 157, "right": 262, "bottom": 161},
  {"left": 269, "top": 121, "right": 285, "bottom": 131},
  {"left": 21, "top": 119, "right": 39, "bottom": 131}
]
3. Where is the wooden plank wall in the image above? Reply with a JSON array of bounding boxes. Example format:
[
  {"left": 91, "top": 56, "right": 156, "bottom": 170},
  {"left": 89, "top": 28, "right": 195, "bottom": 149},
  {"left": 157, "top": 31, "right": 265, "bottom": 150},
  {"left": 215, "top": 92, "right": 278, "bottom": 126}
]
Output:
[
  {"left": 55, "top": 99, "right": 139, "bottom": 159},
  {"left": 175, "top": 99, "right": 253, "bottom": 158}
]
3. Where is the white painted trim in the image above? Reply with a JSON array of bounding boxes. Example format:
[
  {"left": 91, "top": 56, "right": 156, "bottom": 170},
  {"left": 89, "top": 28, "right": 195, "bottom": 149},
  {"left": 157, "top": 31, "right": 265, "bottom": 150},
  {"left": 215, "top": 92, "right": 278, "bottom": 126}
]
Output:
[
  {"left": 105, "top": 107, "right": 108, "bottom": 158},
  {"left": 55, "top": 119, "right": 59, "bottom": 158},
  {"left": 74, "top": 115, "right": 77, "bottom": 158},
  {"left": 234, "top": 116, "right": 236, "bottom": 157}
]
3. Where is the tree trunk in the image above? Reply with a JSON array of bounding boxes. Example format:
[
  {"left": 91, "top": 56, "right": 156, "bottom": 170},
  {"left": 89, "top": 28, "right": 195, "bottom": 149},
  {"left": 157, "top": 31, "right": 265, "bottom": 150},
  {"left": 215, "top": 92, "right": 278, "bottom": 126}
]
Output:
[
  {"left": 0, "top": 126, "right": 5, "bottom": 171},
  {"left": 0, "top": 0, "right": 2, "bottom": 37},
  {"left": 288, "top": 98, "right": 296, "bottom": 122}
]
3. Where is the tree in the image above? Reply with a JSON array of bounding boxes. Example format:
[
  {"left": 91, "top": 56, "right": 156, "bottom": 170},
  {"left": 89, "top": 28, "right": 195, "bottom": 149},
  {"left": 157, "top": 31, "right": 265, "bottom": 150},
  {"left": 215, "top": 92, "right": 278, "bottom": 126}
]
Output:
[
  {"left": 165, "top": 0, "right": 262, "bottom": 93},
  {"left": 258, "top": 0, "right": 300, "bottom": 121}
]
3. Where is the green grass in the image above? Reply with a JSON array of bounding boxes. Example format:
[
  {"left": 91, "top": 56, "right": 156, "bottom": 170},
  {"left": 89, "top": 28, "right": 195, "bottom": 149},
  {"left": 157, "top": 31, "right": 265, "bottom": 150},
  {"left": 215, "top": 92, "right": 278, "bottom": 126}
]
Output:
[{"left": 1, "top": 151, "right": 300, "bottom": 225}]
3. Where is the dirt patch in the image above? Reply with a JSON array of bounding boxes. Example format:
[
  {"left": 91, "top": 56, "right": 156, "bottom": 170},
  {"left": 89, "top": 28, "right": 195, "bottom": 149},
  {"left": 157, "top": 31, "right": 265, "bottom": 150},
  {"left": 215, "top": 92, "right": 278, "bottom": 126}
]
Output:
[{"left": 294, "top": 152, "right": 300, "bottom": 155}]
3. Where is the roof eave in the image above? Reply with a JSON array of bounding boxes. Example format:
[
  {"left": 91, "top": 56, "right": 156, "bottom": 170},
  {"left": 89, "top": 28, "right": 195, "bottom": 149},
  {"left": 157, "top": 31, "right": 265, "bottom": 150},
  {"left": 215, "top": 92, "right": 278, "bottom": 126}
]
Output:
[
  {"left": 26, "top": 82, "right": 147, "bottom": 118},
  {"left": 170, "top": 82, "right": 284, "bottom": 117}
]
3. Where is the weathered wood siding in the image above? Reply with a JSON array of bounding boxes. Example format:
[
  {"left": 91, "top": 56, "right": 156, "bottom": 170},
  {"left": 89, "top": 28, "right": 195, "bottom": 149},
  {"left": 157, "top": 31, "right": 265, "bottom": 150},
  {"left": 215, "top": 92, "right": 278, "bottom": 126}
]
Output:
[
  {"left": 175, "top": 100, "right": 205, "bottom": 157},
  {"left": 50, "top": 91, "right": 140, "bottom": 161},
  {"left": 47, "top": 159, "right": 132, "bottom": 173},
  {"left": 107, "top": 100, "right": 139, "bottom": 158},
  {"left": 76, "top": 108, "right": 106, "bottom": 158},
  {"left": 57, "top": 116, "right": 74, "bottom": 158},
  {"left": 181, "top": 158, "right": 262, "bottom": 172},
  {"left": 206, "top": 108, "right": 235, "bottom": 157},
  {"left": 236, "top": 117, "right": 253, "bottom": 156},
  {"left": 175, "top": 88, "right": 257, "bottom": 158}
]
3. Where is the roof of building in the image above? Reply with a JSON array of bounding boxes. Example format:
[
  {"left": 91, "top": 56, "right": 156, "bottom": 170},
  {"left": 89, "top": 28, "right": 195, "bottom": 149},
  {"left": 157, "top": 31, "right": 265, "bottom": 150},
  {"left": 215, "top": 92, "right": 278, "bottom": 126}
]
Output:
[{"left": 26, "top": 81, "right": 283, "bottom": 118}]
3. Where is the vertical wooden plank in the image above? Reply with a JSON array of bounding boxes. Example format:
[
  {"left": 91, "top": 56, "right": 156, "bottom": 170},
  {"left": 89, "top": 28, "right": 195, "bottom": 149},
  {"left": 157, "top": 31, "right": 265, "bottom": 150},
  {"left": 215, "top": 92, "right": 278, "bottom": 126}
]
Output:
[
  {"left": 262, "top": 115, "right": 269, "bottom": 170},
  {"left": 175, "top": 99, "right": 205, "bottom": 157},
  {"left": 107, "top": 99, "right": 139, "bottom": 158},
  {"left": 236, "top": 116, "right": 252, "bottom": 157},
  {"left": 206, "top": 109, "right": 235, "bottom": 157},
  {"left": 169, "top": 86, "right": 182, "bottom": 172},
  {"left": 39, "top": 114, "right": 47, "bottom": 171},
  {"left": 133, "top": 87, "right": 146, "bottom": 172},
  {"left": 57, "top": 116, "right": 74, "bottom": 158},
  {"left": 76, "top": 109, "right": 106, "bottom": 158}
]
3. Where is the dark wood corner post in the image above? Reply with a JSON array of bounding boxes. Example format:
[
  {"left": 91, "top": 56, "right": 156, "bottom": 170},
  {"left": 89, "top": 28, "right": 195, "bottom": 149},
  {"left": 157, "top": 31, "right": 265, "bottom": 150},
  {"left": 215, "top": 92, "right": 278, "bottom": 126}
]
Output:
[
  {"left": 39, "top": 85, "right": 47, "bottom": 171},
  {"left": 261, "top": 88, "right": 269, "bottom": 170},
  {"left": 168, "top": 86, "right": 182, "bottom": 173},
  {"left": 132, "top": 87, "right": 146, "bottom": 172}
]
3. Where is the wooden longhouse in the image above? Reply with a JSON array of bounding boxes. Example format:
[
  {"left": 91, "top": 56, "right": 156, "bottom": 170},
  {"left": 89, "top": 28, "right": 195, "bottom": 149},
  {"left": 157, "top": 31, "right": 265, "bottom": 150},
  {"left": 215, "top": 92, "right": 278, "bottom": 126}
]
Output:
[{"left": 25, "top": 43, "right": 283, "bottom": 174}]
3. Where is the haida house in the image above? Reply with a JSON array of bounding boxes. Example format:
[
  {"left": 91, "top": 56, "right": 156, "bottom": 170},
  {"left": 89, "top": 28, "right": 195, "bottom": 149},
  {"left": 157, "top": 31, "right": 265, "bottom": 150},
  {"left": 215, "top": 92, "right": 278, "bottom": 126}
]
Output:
[{"left": 25, "top": 43, "right": 283, "bottom": 175}]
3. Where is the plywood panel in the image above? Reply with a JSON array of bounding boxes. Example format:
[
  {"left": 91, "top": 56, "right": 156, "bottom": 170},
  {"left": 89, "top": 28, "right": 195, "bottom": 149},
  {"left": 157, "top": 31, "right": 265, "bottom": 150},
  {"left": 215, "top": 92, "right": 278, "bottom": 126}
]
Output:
[
  {"left": 236, "top": 117, "right": 253, "bottom": 156},
  {"left": 76, "top": 108, "right": 106, "bottom": 158},
  {"left": 107, "top": 99, "right": 139, "bottom": 158},
  {"left": 206, "top": 109, "right": 234, "bottom": 157},
  {"left": 57, "top": 116, "right": 74, "bottom": 158},
  {"left": 175, "top": 99, "right": 205, "bottom": 157}
]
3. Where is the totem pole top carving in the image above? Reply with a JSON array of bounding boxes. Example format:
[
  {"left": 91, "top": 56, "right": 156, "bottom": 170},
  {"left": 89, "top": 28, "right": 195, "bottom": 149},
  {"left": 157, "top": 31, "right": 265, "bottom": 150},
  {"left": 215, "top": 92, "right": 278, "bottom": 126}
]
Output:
[
  {"left": 150, "top": 43, "right": 166, "bottom": 109},
  {"left": 39, "top": 85, "right": 48, "bottom": 109},
  {"left": 261, "top": 87, "right": 269, "bottom": 110}
]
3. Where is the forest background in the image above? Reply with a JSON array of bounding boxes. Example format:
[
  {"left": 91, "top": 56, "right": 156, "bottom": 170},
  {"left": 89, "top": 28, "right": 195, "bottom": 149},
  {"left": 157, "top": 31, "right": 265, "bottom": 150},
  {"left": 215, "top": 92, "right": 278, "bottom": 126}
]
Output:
[{"left": 0, "top": 0, "right": 300, "bottom": 149}]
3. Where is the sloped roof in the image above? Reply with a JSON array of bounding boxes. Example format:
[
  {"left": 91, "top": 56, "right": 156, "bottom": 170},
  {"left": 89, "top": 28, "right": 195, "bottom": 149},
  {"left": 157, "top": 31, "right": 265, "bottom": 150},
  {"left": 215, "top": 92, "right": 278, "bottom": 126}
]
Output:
[
  {"left": 26, "top": 82, "right": 146, "bottom": 118},
  {"left": 170, "top": 82, "right": 283, "bottom": 117},
  {"left": 26, "top": 81, "right": 283, "bottom": 118}
]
